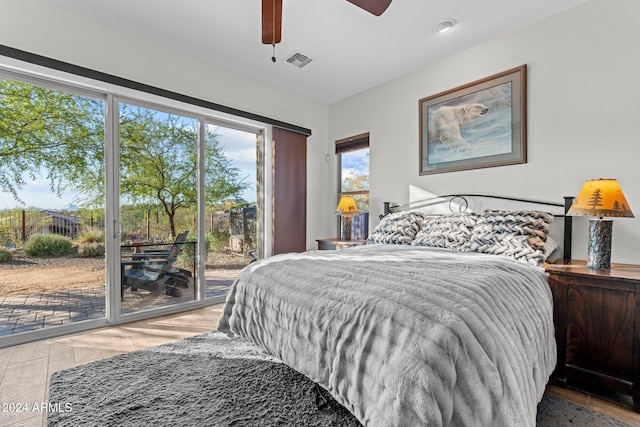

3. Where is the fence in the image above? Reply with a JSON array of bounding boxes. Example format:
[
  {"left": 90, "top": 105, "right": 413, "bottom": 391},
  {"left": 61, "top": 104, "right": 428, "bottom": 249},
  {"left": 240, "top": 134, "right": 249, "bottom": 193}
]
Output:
[
  {"left": 0, "top": 206, "right": 252, "bottom": 248},
  {"left": 0, "top": 209, "right": 82, "bottom": 247}
]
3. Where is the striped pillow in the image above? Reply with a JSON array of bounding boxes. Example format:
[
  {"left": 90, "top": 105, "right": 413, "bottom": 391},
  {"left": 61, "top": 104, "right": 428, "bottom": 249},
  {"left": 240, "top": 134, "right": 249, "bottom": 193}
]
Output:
[
  {"left": 367, "top": 211, "right": 429, "bottom": 245},
  {"left": 411, "top": 213, "right": 478, "bottom": 251},
  {"left": 469, "top": 210, "right": 553, "bottom": 266}
]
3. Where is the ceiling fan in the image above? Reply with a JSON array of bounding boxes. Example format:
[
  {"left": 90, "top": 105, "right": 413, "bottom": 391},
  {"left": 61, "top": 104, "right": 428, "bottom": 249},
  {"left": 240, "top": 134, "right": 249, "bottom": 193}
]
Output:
[{"left": 262, "top": 0, "right": 392, "bottom": 58}]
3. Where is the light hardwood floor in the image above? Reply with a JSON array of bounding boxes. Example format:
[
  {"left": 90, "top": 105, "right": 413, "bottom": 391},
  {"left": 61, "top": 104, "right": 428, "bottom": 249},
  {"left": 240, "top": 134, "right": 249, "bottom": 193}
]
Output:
[
  {"left": 0, "top": 304, "right": 224, "bottom": 426},
  {"left": 0, "top": 304, "right": 639, "bottom": 427}
]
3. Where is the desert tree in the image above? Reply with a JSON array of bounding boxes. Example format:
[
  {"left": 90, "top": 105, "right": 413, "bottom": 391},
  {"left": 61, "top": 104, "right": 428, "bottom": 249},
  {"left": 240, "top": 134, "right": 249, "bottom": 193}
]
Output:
[
  {"left": 117, "top": 105, "right": 248, "bottom": 238},
  {"left": 0, "top": 76, "right": 104, "bottom": 204}
]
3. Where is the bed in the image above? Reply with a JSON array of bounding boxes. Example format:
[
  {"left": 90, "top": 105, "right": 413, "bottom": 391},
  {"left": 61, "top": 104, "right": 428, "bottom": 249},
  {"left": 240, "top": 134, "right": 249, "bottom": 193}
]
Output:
[{"left": 218, "top": 195, "right": 572, "bottom": 427}]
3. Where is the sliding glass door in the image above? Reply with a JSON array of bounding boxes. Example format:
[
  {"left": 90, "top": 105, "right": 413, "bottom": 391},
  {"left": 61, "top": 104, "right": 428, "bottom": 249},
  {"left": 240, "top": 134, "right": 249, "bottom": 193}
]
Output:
[
  {"left": 0, "top": 72, "right": 106, "bottom": 337},
  {"left": 203, "top": 123, "right": 258, "bottom": 300},
  {"left": 0, "top": 66, "right": 264, "bottom": 345},
  {"left": 118, "top": 101, "right": 199, "bottom": 315},
  {"left": 116, "top": 105, "right": 261, "bottom": 314}
]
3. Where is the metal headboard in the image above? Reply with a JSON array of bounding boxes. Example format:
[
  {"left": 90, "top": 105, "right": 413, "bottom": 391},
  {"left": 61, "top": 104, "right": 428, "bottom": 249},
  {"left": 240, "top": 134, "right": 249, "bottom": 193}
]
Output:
[{"left": 382, "top": 194, "right": 574, "bottom": 260}]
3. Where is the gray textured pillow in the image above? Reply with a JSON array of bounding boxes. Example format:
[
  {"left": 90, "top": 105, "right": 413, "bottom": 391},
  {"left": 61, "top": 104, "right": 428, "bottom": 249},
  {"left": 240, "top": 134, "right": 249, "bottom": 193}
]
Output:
[
  {"left": 469, "top": 209, "right": 554, "bottom": 266},
  {"left": 367, "top": 211, "right": 429, "bottom": 245},
  {"left": 411, "top": 213, "right": 478, "bottom": 251}
]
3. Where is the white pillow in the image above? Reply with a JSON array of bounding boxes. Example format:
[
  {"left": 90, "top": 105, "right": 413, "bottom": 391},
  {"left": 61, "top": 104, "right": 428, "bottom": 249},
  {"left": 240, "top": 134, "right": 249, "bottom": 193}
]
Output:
[{"left": 543, "top": 236, "right": 559, "bottom": 259}]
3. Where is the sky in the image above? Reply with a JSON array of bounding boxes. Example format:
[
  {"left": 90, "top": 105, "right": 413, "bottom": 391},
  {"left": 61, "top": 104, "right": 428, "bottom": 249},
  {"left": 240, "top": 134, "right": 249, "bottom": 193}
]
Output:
[
  {"left": 214, "top": 126, "right": 257, "bottom": 204},
  {"left": 341, "top": 149, "right": 370, "bottom": 191},
  {"left": 0, "top": 125, "right": 257, "bottom": 210}
]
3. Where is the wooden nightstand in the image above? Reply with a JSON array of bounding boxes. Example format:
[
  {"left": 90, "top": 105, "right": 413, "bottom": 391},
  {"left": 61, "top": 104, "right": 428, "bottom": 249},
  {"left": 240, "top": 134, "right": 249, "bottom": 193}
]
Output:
[
  {"left": 546, "top": 260, "right": 640, "bottom": 411},
  {"left": 316, "top": 238, "right": 366, "bottom": 250}
]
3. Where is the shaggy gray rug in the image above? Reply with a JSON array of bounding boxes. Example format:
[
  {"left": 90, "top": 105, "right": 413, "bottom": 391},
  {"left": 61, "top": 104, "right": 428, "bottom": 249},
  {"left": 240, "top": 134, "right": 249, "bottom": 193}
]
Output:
[{"left": 48, "top": 332, "right": 632, "bottom": 427}]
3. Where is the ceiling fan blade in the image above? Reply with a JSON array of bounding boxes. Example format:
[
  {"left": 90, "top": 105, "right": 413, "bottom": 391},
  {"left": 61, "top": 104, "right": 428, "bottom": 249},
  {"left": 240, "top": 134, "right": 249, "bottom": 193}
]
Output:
[
  {"left": 262, "top": 0, "right": 282, "bottom": 44},
  {"left": 346, "top": 0, "right": 392, "bottom": 16}
]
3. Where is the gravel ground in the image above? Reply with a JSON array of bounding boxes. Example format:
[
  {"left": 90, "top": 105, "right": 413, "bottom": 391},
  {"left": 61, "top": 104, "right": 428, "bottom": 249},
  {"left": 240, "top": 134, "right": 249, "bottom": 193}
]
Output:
[
  {"left": 0, "top": 248, "right": 247, "bottom": 281},
  {"left": 0, "top": 250, "right": 249, "bottom": 270},
  {"left": 0, "top": 252, "right": 105, "bottom": 270},
  {"left": 0, "top": 249, "right": 249, "bottom": 297}
]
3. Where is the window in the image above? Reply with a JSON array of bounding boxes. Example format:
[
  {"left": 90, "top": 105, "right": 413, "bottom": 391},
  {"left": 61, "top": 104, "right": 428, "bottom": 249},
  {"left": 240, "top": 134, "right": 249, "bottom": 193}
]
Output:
[{"left": 336, "top": 133, "right": 369, "bottom": 240}]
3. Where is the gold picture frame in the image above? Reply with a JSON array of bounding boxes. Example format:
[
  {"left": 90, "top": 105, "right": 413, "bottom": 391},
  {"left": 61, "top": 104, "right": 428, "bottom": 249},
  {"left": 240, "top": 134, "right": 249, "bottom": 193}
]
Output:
[{"left": 419, "top": 65, "right": 527, "bottom": 175}]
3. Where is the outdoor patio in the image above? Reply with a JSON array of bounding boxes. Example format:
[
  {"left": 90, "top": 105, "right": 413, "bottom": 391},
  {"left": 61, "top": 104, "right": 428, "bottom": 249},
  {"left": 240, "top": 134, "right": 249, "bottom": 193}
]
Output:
[{"left": 0, "top": 269, "right": 238, "bottom": 337}]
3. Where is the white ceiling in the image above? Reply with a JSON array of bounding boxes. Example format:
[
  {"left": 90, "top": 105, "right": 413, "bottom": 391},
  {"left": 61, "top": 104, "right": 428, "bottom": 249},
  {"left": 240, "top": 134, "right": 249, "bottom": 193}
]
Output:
[{"left": 47, "top": 0, "right": 588, "bottom": 105}]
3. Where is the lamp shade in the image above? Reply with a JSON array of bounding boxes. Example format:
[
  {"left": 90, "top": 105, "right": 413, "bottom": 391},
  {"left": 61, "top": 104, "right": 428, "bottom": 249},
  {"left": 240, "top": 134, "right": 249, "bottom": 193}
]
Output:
[
  {"left": 567, "top": 178, "right": 634, "bottom": 218},
  {"left": 336, "top": 195, "right": 359, "bottom": 215}
]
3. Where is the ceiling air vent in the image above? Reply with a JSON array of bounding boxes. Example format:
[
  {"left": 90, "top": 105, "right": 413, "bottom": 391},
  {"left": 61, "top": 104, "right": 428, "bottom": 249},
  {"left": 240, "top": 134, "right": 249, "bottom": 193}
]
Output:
[{"left": 285, "top": 51, "right": 313, "bottom": 68}]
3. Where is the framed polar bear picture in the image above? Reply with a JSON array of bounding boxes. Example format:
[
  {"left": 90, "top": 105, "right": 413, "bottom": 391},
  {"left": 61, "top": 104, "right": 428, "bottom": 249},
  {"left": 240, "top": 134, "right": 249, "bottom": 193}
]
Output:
[{"left": 419, "top": 65, "right": 527, "bottom": 175}]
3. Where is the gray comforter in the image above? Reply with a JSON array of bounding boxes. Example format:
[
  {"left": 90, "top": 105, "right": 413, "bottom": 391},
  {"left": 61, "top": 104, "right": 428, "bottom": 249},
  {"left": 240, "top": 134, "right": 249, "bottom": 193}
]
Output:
[{"left": 218, "top": 244, "right": 556, "bottom": 427}]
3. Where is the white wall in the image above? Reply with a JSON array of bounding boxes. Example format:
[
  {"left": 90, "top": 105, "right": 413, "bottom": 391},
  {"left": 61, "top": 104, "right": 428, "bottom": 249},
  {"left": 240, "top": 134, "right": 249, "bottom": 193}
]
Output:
[
  {"left": 329, "top": 0, "right": 640, "bottom": 264},
  {"left": 4, "top": 0, "right": 640, "bottom": 262},
  {"left": 1, "top": 0, "right": 333, "bottom": 251}
]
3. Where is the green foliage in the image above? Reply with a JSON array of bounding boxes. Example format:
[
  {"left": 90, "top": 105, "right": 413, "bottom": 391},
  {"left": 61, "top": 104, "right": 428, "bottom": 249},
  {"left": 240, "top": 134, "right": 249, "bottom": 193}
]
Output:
[
  {"left": 0, "top": 76, "right": 104, "bottom": 203},
  {"left": 0, "top": 248, "right": 12, "bottom": 262},
  {"left": 178, "top": 230, "right": 210, "bottom": 266},
  {"left": 0, "top": 221, "right": 17, "bottom": 247},
  {"left": 77, "top": 242, "right": 105, "bottom": 258},
  {"left": 209, "top": 224, "right": 230, "bottom": 252},
  {"left": 23, "top": 233, "right": 73, "bottom": 257},
  {"left": 77, "top": 229, "right": 105, "bottom": 244},
  {"left": 0, "top": 208, "right": 57, "bottom": 247},
  {"left": 176, "top": 227, "right": 234, "bottom": 266},
  {"left": 76, "top": 208, "right": 105, "bottom": 230}
]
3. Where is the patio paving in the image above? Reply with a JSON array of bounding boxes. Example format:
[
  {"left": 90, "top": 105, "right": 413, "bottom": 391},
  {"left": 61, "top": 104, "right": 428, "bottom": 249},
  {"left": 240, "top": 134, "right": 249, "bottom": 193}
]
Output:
[{"left": 0, "top": 270, "right": 237, "bottom": 337}]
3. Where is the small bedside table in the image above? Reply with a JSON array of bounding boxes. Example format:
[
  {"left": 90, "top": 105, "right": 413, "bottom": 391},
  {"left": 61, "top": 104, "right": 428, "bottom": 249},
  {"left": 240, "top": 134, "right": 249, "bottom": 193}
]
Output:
[
  {"left": 546, "top": 260, "right": 640, "bottom": 411},
  {"left": 316, "top": 238, "right": 366, "bottom": 250}
]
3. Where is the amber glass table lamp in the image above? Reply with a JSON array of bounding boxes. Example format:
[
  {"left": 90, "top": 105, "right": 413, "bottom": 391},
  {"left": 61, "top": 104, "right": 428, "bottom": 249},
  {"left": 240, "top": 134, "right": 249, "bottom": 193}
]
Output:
[
  {"left": 336, "top": 195, "right": 359, "bottom": 241},
  {"left": 566, "top": 178, "right": 634, "bottom": 269}
]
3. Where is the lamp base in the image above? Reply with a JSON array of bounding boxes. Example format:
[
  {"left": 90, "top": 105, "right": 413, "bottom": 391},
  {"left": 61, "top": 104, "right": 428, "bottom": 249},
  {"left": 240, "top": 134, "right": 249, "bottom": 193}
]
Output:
[
  {"left": 587, "top": 218, "right": 613, "bottom": 270},
  {"left": 341, "top": 215, "right": 353, "bottom": 241}
]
